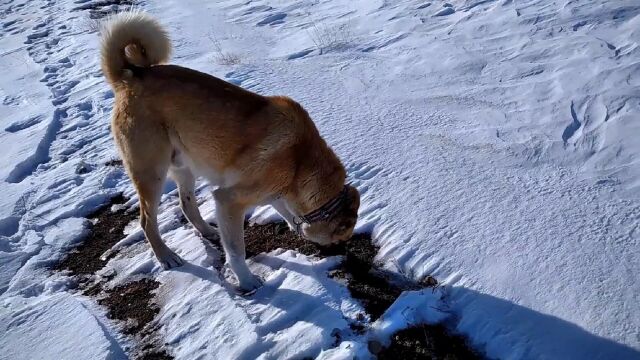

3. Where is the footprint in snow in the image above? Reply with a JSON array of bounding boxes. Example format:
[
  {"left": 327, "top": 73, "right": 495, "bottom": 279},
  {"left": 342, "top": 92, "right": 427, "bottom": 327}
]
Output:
[
  {"left": 286, "top": 49, "right": 314, "bottom": 60},
  {"left": 0, "top": 216, "right": 20, "bottom": 237},
  {"left": 24, "top": 30, "right": 50, "bottom": 44},
  {"left": 256, "top": 12, "right": 286, "bottom": 26},
  {"left": 2, "top": 19, "right": 19, "bottom": 28},
  {"left": 242, "top": 5, "right": 273, "bottom": 15},
  {"left": 3, "top": 94, "right": 20, "bottom": 106},
  {"left": 4, "top": 115, "right": 44, "bottom": 133},
  {"left": 572, "top": 20, "right": 588, "bottom": 31},
  {"left": 362, "top": 33, "right": 409, "bottom": 52},
  {"left": 434, "top": 6, "right": 455, "bottom": 16}
]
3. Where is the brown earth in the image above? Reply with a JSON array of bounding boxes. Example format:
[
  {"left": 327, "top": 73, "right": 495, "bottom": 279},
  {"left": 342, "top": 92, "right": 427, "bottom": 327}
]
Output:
[
  {"left": 55, "top": 193, "right": 136, "bottom": 276},
  {"left": 242, "top": 222, "right": 481, "bottom": 358},
  {"left": 54, "top": 195, "right": 172, "bottom": 359},
  {"left": 377, "top": 324, "right": 481, "bottom": 360},
  {"left": 72, "top": 0, "right": 136, "bottom": 19},
  {"left": 56, "top": 199, "right": 480, "bottom": 360},
  {"left": 98, "top": 278, "right": 160, "bottom": 335}
]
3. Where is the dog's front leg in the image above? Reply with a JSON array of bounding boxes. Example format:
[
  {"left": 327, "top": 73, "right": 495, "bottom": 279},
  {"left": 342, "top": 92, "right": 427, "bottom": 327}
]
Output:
[
  {"left": 270, "top": 199, "right": 298, "bottom": 232},
  {"left": 213, "top": 188, "right": 262, "bottom": 292}
]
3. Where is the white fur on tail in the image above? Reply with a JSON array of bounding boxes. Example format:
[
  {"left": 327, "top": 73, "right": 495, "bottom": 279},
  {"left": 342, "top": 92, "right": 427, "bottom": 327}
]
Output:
[{"left": 100, "top": 11, "right": 171, "bottom": 84}]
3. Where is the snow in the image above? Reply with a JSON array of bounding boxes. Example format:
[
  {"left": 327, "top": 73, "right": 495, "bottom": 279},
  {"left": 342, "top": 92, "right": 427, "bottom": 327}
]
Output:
[
  {"left": 0, "top": 293, "right": 126, "bottom": 360},
  {"left": 111, "top": 215, "right": 366, "bottom": 359},
  {"left": 1, "top": 0, "right": 639, "bottom": 359}
]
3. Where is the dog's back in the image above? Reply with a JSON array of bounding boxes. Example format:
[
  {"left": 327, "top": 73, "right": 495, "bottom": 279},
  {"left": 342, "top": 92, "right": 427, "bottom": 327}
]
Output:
[
  {"left": 124, "top": 64, "right": 269, "bottom": 119},
  {"left": 101, "top": 12, "right": 294, "bottom": 175}
]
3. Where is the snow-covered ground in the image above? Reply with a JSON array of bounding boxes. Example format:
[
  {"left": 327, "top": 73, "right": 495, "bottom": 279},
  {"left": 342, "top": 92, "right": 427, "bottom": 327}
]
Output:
[{"left": 1, "top": 0, "right": 639, "bottom": 359}]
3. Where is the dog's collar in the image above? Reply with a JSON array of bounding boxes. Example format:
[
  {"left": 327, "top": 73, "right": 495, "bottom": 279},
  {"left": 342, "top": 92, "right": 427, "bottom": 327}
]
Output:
[{"left": 293, "top": 185, "right": 348, "bottom": 228}]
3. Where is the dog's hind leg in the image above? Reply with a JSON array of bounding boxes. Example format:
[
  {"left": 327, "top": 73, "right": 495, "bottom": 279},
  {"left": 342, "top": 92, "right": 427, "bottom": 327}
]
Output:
[
  {"left": 115, "top": 124, "right": 183, "bottom": 270},
  {"left": 169, "top": 162, "right": 219, "bottom": 241},
  {"left": 133, "top": 162, "right": 184, "bottom": 269}
]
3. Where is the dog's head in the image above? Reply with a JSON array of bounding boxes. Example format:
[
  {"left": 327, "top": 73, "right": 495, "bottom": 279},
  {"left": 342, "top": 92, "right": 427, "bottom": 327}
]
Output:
[{"left": 301, "top": 185, "right": 360, "bottom": 246}]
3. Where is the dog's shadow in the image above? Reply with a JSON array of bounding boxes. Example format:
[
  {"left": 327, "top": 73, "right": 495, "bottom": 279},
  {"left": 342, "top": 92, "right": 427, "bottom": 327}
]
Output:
[
  {"left": 172, "top": 256, "right": 346, "bottom": 358},
  {"left": 446, "top": 286, "right": 640, "bottom": 359},
  {"left": 171, "top": 257, "right": 640, "bottom": 360}
]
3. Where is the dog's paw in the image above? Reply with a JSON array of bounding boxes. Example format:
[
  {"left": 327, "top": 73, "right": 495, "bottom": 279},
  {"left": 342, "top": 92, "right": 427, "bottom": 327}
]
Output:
[
  {"left": 235, "top": 275, "right": 263, "bottom": 296},
  {"left": 157, "top": 250, "right": 184, "bottom": 270},
  {"left": 202, "top": 230, "right": 221, "bottom": 244}
]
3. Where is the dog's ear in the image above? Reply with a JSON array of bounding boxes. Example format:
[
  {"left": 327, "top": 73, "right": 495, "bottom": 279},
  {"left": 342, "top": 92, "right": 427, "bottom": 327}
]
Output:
[
  {"left": 345, "top": 185, "right": 360, "bottom": 216},
  {"left": 330, "top": 185, "right": 360, "bottom": 240}
]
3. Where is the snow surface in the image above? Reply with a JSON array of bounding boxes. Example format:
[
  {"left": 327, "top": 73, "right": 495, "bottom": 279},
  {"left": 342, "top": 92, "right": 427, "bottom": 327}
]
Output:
[{"left": 1, "top": 0, "right": 639, "bottom": 359}]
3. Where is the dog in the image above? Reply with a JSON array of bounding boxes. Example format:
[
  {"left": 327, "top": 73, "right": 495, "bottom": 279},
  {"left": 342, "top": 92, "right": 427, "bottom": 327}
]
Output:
[{"left": 101, "top": 12, "right": 360, "bottom": 291}]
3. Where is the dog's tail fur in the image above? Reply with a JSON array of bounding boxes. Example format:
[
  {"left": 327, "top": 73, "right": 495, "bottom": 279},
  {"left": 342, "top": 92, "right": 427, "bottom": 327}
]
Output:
[{"left": 101, "top": 11, "right": 171, "bottom": 85}]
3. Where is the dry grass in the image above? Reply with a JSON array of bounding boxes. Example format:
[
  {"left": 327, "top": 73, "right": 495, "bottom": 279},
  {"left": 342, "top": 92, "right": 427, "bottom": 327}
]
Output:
[
  {"left": 80, "top": 16, "right": 103, "bottom": 34},
  {"left": 307, "top": 20, "right": 354, "bottom": 54},
  {"left": 207, "top": 32, "right": 242, "bottom": 66}
]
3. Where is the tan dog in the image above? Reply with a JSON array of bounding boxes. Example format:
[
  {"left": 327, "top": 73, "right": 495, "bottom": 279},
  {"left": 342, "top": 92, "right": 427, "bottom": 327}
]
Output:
[{"left": 101, "top": 12, "right": 360, "bottom": 291}]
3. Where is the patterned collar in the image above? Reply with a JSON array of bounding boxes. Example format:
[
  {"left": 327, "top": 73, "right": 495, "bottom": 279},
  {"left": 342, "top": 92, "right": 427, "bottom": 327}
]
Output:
[{"left": 293, "top": 185, "right": 348, "bottom": 227}]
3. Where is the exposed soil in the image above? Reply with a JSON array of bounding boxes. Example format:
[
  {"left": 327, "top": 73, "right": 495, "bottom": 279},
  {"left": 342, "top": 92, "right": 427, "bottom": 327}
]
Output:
[
  {"left": 54, "top": 195, "right": 173, "bottom": 360},
  {"left": 55, "top": 193, "right": 136, "bottom": 276},
  {"left": 242, "top": 222, "right": 480, "bottom": 358},
  {"left": 247, "top": 222, "right": 413, "bottom": 320},
  {"left": 104, "top": 158, "right": 123, "bottom": 167},
  {"left": 137, "top": 350, "right": 174, "bottom": 360},
  {"left": 72, "top": 0, "right": 136, "bottom": 19},
  {"left": 377, "top": 325, "right": 481, "bottom": 360},
  {"left": 244, "top": 221, "right": 325, "bottom": 257},
  {"left": 98, "top": 278, "right": 160, "bottom": 335},
  {"left": 97, "top": 277, "right": 173, "bottom": 359},
  {"left": 330, "top": 266, "right": 405, "bottom": 321},
  {"left": 56, "top": 198, "right": 478, "bottom": 360},
  {"left": 99, "top": 277, "right": 173, "bottom": 360}
]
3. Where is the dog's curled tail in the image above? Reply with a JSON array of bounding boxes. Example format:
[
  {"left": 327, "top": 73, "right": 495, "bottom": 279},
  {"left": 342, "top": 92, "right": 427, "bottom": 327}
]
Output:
[{"left": 101, "top": 11, "right": 171, "bottom": 85}]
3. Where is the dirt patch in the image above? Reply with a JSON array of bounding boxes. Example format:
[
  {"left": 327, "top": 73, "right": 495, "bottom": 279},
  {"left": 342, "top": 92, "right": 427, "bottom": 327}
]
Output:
[
  {"left": 331, "top": 267, "right": 404, "bottom": 321},
  {"left": 54, "top": 195, "right": 173, "bottom": 359},
  {"left": 377, "top": 324, "right": 481, "bottom": 360},
  {"left": 243, "top": 222, "right": 479, "bottom": 357},
  {"left": 56, "top": 203, "right": 476, "bottom": 359},
  {"left": 98, "top": 278, "right": 173, "bottom": 360},
  {"left": 55, "top": 193, "right": 137, "bottom": 275},
  {"left": 104, "top": 158, "right": 123, "bottom": 167},
  {"left": 137, "top": 350, "right": 173, "bottom": 360},
  {"left": 98, "top": 278, "right": 160, "bottom": 335},
  {"left": 246, "top": 222, "right": 412, "bottom": 320},
  {"left": 244, "top": 221, "right": 323, "bottom": 257},
  {"left": 72, "top": 0, "right": 136, "bottom": 19}
]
